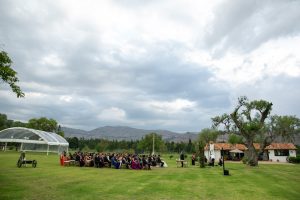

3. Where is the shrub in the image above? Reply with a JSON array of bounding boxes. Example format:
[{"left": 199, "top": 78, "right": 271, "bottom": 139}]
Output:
[
  {"left": 242, "top": 156, "right": 248, "bottom": 164},
  {"left": 288, "top": 156, "right": 300, "bottom": 164}
]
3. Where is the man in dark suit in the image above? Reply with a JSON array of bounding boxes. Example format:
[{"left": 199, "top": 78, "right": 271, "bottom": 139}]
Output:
[{"left": 180, "top": 151, "right": 185, "bottom": 167}]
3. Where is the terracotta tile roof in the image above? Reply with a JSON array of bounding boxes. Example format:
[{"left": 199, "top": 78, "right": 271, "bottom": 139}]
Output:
[
  {"left": 265, "top": 143, "right": 297, "bottom": 150},
  {"left": 205, "top": 143, "right": 296, "bottom": 151},
  {"left": 204, "top": 143, "right": 247, "bottom": 151},
  {"left": 253, "top": 143, "right": 261, "bottom": 150}
]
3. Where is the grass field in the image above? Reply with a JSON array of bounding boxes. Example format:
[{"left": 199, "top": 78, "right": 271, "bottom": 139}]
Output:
[{"left": 0, "top": 151, "right": 299, "bottom": 200}]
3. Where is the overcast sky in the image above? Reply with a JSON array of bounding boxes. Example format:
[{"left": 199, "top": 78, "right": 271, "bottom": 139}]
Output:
[{"left": 0, "top": 0, "right": 300, "bottom": 132}]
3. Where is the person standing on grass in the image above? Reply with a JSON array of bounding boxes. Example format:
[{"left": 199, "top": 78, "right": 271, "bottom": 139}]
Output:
[
  {"left": 191, "top": 153, "right": 196, "bottom": 165},
  {"left": 60, "top": 151, "right": 65, "bottom": 166},
  {"left": 180, "top": 151, "right": 185, "bottom": 167}
]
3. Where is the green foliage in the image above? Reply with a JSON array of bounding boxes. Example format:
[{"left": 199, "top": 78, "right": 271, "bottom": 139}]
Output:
[
  {"left": 269, "top": 115, "right": 300, "bottom": 142},
  {"left": 199, "top": 128, "right": 219, "bottom": 144},
  {"left": 0, "top": 50, "right": 24, "bottom": 98},
  {"left": 27, "top": 117, "right": 58, "bottom": 132},
  {"left": 56, "top": 125, "right": 64, "bottom": 137},
  {"left": 296, "top": 145, "right": 300, "bottom": 155},
  {"left": 228, "top": 134, "right": 243, "bottom": 145},
  {"left": 96, "top": 140, "right": 109, "bottom": 152},
  {"left": 242, "top": 156, "right": 249, "bottom": 164},
  {"left": 67, "top": 137, "right": 79, "bottom": 149},
  {"left": 27, "top": 117, "right": 65, "bottom": 137},
  {"left": 137, "top": 132, "right": 165, "bottom": 153},
  {"left": 212, "top": 96, "right": 273, "bottom": 166},
  {"left": 288, "top": 156, "right": 300, "bottom": 164},
  {"left": 12, "top": 121, "right": 27, "bottom": 127},
  {"left": 0, "top": 113, "right": 9, "bottom": 130},
  {"left": 197, "top": 129, "right": 215, "bottom": 168},
  {"left": 0, "top": 113, "right": 26, "bottom": 131},
  {"left": 185, "top": 138, "right": 195, "bottom": 153}
]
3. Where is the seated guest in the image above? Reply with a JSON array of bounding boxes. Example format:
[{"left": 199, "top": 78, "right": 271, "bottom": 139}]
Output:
[
  {"left": 111, "top": 154, "right": 121, "bottom": 169},
  {"left": 94, "top": 154, "right": 100, "bottom": 168},
  {"left": 131, "top": 157, "right": 141, "bottom": 170},
  {"left": 142, "top": 155, "right": 150, "bottom": 170},
  {"left": 157, "top": 155, "right": 164, "bottom": 167},
  {"left": 151, "top": 156, "right": 157, "bottom": 167},
  {"left": 161, "top": 160, "right": 168, "bottom": 168},
  {"left": 104, "top": 153, "right": 111, "bottom": 167},
  {"left": 122, "top": 156, "right": 130, "bottom": 169},
  {"left": 84, "top": 155, "right": 92, "bottom": 167},
  {"left": 99, "top": 154, "right": 105, "bottom": 168},
  {"left": 75, "top": 152, "right": 80, "bottom": 166},
  {"left": 79, "top": 153, "right": 85, "bottom": 167}
]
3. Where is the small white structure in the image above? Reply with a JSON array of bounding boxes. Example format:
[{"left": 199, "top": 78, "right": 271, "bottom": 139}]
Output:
[
  {"left": 265, "top": 143, "right": 297, "bottom": 162},
  {"left": 205, "top": 143, "right": 297, "bottom": 163},
  {"left": 0, "top": 127, "right": 69, "bottom": 155},
  {"left": 205, "top": 143, "right": 247, "bottom": 161}
]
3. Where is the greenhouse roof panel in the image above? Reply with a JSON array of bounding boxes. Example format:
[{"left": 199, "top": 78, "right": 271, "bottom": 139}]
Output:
[{"left": 0, "top": 127, "right": 69, "bottom": 146}]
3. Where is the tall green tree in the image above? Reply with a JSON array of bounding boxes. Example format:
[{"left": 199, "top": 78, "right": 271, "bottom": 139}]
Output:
[
  {"left": 197, "top": 128, "right": 219, "bottom": 168},
  {"left": 0, "top": 51, "right": 24, "bottom": 98},
  {"left": 185, "top": 138, "right": 195, "bottom": 153},
  {"left": 212, "top": 96, "right": 273, "bottom": 166},
  {"left": 228, "top": 134, "right": 243, "bottom": 145},
  {"left": 56, "top": 125, "right": 65, "bottom": 137},
  {"left": 27, "top": 117, "right": 58, "bottom": 132},
  {"left": 199, "top": 128, "right": 219, "bottom": 144},
  {"left": 269, "top": 115, "right": 300, "bottom": 143},
  {"left": 0, "top": 113, "right": 26, "bottom": 130},
  {"left": 137, "top": 132, "right": 165, "bottom": 154},
  {"left": 67, "top": 137, "right": 79, "bottom": 149},
  {"left": 0, "top": 113, "right": 9, "bottom": 130},
  {"left": 27, "top": 117, "right": 65, "bottom": 137}
]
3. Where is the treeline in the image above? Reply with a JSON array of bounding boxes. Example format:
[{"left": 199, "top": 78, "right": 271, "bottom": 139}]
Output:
[
  {"left": 66, "top": 135, "right": 196, "bottom": 154},
  {"left": 1, "top": 113, "right": 196, "bottom": 153},
  {"left": 0, "top": 113, "right": 64, "bottom": 137}
]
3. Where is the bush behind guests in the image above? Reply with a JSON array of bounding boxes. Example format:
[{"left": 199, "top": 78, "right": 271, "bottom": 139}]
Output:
[{"left": 288, "top": 156, "right": 300, "bottom": 163}]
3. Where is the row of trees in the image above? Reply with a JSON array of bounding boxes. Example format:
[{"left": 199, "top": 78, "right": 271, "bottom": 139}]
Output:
[
  {"left": 66, "top": 133, "right": 196, "bottom": 154},
  {"left": 0, "top": 113, "right": 64, "bottom": 137}
]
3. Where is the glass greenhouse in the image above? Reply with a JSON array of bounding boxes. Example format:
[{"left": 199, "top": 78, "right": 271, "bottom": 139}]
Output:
[{"left": 0, "top": 127, "right": 69, "bottom": 155}]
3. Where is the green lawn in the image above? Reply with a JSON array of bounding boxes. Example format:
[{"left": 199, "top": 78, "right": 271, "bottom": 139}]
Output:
[{"left": 0, "top": 151, "right": 299, "bottom": 200}]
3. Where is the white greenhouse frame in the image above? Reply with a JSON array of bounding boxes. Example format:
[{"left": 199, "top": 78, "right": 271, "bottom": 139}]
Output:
[{"left": 0, "top": 127, "right": 69, "bottom": 155}]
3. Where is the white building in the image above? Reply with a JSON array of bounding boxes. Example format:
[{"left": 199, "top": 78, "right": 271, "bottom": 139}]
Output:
[
  {"left": 204, "top": 143, "right": 297, "bottom": 163},
  {"left": 265, "top": 143, "right": 297, "bottom": 162},
  {"left": 204, "top": 143, "right": 247, "bottom": 162}
]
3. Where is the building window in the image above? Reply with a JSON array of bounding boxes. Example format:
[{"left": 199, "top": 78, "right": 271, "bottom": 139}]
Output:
[{"left": 274, "top": 150, "right": 289, "bottom": 156}]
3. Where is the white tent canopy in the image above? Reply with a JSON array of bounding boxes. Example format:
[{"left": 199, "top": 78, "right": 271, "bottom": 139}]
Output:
[
  {"left": 0, "top": 127, "right": 68, "bottom": 155},
  {"left": 229, "top": 149, "right": 244, "bottom": 153}
]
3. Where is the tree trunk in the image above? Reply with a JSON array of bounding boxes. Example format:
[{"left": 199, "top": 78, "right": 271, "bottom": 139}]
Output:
[{"left": 246, "top": 142, "right": 258, "bottom": 166}]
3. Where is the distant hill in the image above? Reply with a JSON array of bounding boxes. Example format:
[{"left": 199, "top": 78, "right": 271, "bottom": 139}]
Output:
[
  {"left": 62, "top": 126, "right": 198, "bottom": 142},
  {"left": 61, "top": 127, "right": 88, "bottom": 138},
  {"left": 62, "top": 126, "right": 300, "bottom": 145}
]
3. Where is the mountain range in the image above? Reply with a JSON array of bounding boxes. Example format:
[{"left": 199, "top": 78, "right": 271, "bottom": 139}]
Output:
[
  {"left": 62, "top": 126, "right": 198, "bottom": 142},
  {"left": 62, "top": 125, "right": 300, "bottom": 145}
]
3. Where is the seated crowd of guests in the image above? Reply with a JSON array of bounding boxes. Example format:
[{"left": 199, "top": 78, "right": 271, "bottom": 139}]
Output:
[{"left": 61, "top": 151, "right": 167, "bottom": 170}]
